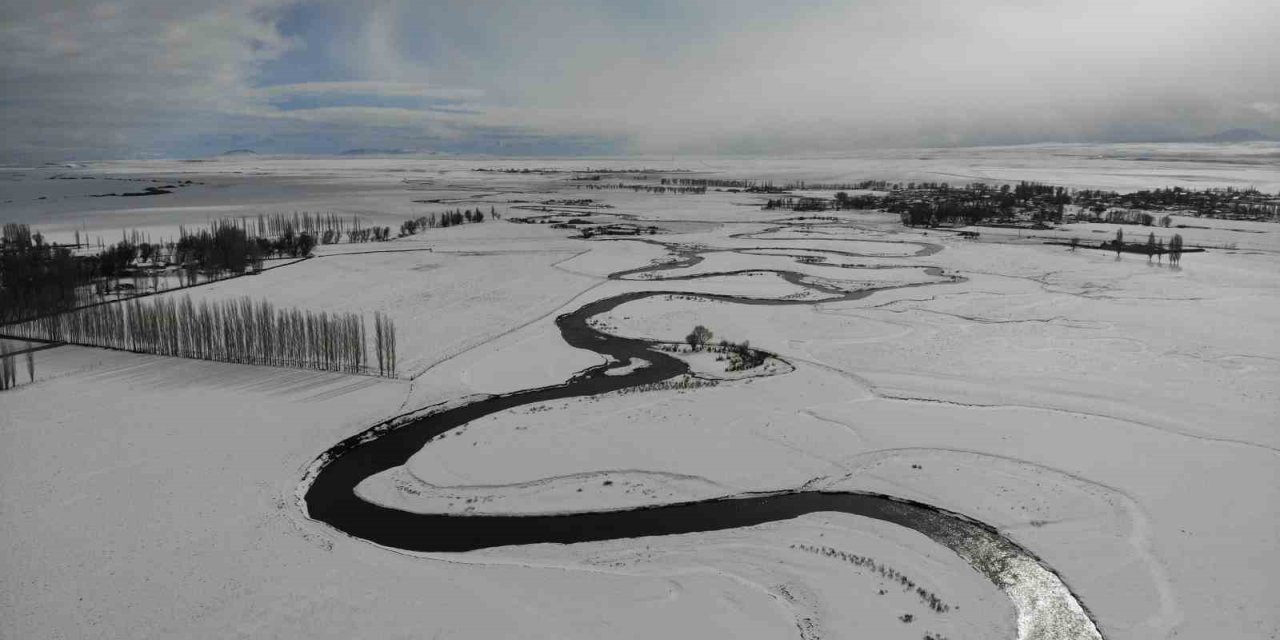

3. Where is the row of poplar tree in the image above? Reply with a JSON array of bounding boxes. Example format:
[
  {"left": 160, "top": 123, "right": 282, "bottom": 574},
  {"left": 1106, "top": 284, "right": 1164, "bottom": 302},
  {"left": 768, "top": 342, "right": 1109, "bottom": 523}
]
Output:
[
  {"left": 0, "top": 342, "right": 34, "bottom": 390},
  {"left": 5, "top": 295, "right": 398, "bottom": 377}
]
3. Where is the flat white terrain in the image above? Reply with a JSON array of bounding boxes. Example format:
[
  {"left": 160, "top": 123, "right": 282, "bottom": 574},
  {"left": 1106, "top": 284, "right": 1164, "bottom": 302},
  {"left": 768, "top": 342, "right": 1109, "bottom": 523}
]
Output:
[{"left": 2, "top": 146, "right": 1277, "bottom": 639}]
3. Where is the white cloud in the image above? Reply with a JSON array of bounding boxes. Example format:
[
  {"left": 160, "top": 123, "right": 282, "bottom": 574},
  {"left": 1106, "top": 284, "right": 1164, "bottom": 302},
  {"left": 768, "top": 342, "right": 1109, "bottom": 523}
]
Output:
[
  {"left": 1250, "top": 103, "right": 1280, "bottom": 120},
  {"left": 2, "top": 0, "right": 1278, "bottom": 160},
  {"left": 318, "top": 0, "right": 1280, "bottom": 152}
]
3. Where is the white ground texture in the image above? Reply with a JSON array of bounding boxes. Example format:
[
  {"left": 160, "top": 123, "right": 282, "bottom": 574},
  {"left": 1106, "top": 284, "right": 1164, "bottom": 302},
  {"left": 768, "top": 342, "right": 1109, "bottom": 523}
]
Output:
[{"left": 2, "top": 148, "right": 1278, "bottom": 640}]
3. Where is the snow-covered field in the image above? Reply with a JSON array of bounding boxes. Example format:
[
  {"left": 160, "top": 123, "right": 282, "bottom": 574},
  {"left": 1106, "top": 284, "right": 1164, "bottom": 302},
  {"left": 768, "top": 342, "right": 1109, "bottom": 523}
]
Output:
[{"left": 2, "top": 147, "right": 1278, "bottom": 639}]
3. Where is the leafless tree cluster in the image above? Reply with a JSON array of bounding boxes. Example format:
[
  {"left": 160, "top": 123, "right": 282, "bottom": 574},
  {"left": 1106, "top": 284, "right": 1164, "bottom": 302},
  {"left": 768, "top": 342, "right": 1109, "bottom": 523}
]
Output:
[
  {"left": 0, "top": 348, "right": 14, "bottom": 390},
  {"left": 399, "top": 207, "right": 492, "bottom": 236},
  {"left": 0, "top": 342, "right": 29, "bottom": 390},
  {"left": 7, "top": 295, "right": 397, "bottom": 376},
  {"left": 372, "top": 311, "right": 397, "bottom": 377},
  {"left": 258, "top": 212, "right": 353, "bottom": 238}
]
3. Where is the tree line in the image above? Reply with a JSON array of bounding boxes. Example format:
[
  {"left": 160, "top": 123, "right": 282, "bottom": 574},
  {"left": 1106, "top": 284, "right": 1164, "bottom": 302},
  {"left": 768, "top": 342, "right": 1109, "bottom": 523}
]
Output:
[
  {"left": 5, "top": 294, "right": 398, "bottom": 376},
  {"left": 1076, "top": 186, "right": 1280, "bottom": 221},
  {"left": 245, "top": 212, "right": 388, "bottom": 245},
  {"left": 660, "top": 177, "right": 762, "bottom": 188},
  {"left": 258, "top": 212, "right": 351, "bottom": 238},
  {"left": 2, "top": 210, "right": 418, "bottom": 327},
  {"left": 2, "top": 224, "right": 96, "bottom": 323},
  {"left": 1, "top": 216, "right": 334, "bottom": 324},
  {"left": 1081, "top": 209, "right": 1161, "bottom": 226},
  {"left": 572, "top": 182, "right": 708, "bottom": 194},
  {"left": 1094, "top": 229, "right": 1186, "bottom": 264},
  {"left": 399, "top": 207, "right": 492, "bottom": 236},
  {"left": 895, "top": 197, "right": 1007, "bottom": 227}
]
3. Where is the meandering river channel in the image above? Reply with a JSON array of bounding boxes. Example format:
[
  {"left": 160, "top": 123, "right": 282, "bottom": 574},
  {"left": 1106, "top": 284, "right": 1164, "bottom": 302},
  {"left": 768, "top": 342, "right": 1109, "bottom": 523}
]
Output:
[{"left": 303, "top": 232, "right": 1105, "bottom": 640}]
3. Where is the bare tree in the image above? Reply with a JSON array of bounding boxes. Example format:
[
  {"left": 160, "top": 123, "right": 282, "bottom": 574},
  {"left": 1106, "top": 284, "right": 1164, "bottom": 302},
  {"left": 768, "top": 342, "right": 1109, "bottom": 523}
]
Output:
[
  {"left": 1169, "top": 233, "right": 1184, "bottom": 265},
  {"left": 384, "top": 315, "right": 396, "bottom": 376},
  {"left": 686, "top": 325, "right": 714, "bottom": 350},
  {"left": 0, "top": 343, "right": 12, "bottom": 390},
  {"left": 374, "top": 311, "right": 385, "bottom": 376}
]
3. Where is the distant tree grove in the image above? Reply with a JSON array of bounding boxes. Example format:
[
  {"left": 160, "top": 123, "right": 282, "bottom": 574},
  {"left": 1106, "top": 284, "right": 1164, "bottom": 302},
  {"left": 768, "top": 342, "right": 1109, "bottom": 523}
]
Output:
[
  {"left": 6, "top": 295, "right": 397, "bottom": 377},
  {"left": 399, "top": 207, "right": 491, "bottom": 237},
  {"left": 1099, "top": 228, "right": 1186, "bottom": 264}
]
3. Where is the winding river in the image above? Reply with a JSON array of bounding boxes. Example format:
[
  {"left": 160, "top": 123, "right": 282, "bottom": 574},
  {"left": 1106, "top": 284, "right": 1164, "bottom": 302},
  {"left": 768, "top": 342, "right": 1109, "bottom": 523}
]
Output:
[{"left": 302, "top": 231, "right": 1105, "bottom": 640}]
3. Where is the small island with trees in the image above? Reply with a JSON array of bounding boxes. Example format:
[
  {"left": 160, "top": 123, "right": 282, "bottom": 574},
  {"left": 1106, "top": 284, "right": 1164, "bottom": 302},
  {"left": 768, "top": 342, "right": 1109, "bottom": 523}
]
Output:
[{"left": 647, "top": 324, "right": 789, "bottom": 381}]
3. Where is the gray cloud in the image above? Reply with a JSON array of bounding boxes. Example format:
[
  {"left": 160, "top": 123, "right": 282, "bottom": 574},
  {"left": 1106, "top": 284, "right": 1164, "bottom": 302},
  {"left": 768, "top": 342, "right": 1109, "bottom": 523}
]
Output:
[
  {"left": 0, "top": 0, "right": 293, "bottom": 161},
  {"left": 254, "top": 82, "right": 483, "bottom": 100},
  {"left": 2, "top": 0, "right": 1278, "bottom": 162}
]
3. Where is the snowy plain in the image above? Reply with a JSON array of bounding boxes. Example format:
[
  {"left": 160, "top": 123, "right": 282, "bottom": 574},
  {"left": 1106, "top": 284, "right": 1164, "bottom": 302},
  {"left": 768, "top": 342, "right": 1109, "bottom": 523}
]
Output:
[{"left": 2, "top": 144, "right": 1278, "bottom": 639}]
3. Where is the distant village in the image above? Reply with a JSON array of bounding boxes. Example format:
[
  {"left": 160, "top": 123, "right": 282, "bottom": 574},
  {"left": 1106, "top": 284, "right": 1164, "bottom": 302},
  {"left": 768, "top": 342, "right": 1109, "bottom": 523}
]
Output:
[{"left": 761, "top": 180, "right": 1280, "bottom": 228}]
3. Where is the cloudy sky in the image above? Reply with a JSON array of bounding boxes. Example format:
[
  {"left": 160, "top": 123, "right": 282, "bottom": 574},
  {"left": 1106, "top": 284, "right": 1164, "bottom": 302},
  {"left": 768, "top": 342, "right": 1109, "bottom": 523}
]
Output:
[{"left": 2, "top": 0, "right": 1278, "bottom": 161}]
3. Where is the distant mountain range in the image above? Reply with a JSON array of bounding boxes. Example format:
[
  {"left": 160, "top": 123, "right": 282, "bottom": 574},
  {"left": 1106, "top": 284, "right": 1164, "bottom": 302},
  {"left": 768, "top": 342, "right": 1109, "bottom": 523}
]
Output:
[
  {"left": 213, "top": 148, "right": 435, "bottom": 157},
  {"left": 1197, "top": 129, "right": 1277, "bottom": 143},
  {"left": 338, "top": 148, "right": 418, "bottom": 156}
]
